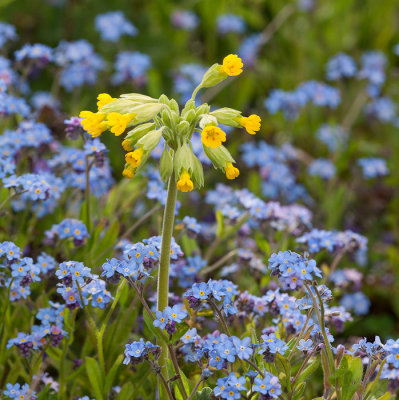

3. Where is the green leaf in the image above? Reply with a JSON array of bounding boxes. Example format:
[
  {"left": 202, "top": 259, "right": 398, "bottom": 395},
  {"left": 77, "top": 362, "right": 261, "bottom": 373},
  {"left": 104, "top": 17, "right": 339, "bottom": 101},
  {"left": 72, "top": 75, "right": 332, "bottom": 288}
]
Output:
[
  {"left": 195, "top": 387, "right": 213, "bottom": 399},
  {"left": 85, "top": 357, "right": 104, "bottom": 400},
  {"left": 293, "top": 382, "right": 306, "bottom": 400},
  {"left": 116, "top": 382, "right": 134, "bottom": 400},
  {"left": 341, "top": 356, "right": 363, "bottom": 400},
  {"left": 284, "top": 337, "right": 298, "bottom": 357},
  {"left": 166, "top": 359, "right": 191, "bottom": 400},
  {"left": 104, "top": 354, "right": 124, "bottom": 395},
  {"left": 376, "top": 393, "right": 391, "bottom": 400},
  {"left": 216, "top": 210, "right": 224, "bottom": 238},
  {"left": 295, "top": 358, "right": 320, "bottom": 385}
]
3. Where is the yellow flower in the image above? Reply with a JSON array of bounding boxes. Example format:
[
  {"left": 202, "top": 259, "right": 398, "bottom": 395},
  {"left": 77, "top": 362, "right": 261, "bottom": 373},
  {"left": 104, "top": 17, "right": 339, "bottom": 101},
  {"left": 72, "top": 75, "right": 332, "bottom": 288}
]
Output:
[
  {"left": 106, "top": 112, "right": 136, "bottom": 136},
  {"left": 201, "top": 126, "right": 226, "bottom": 148},
  {"left": 122, "top": 139, "right": 134, "bottom": 151},
  {"left": 122, "top": 168, "right": 135, "bottom": 179},
  {"left": 225, "top": 162, "right": 240, "bottom": 180},
  {"left": 239, "top": 114, "right": 261, "bottom": 135},
  {"left": 97, "top": 93, "right": 116, "bottom": 110},
  {"left": 79, "top": 111, "right": 107, "bottom": 137},
  {"left": 125, "top": 147, "right": 144, "bottom": 168},
  {"left": 219, "top": 54, "right": 243, "bottom": 76},
  {"left": 177, "top": 170, "right": 194, "bottom": 192}
]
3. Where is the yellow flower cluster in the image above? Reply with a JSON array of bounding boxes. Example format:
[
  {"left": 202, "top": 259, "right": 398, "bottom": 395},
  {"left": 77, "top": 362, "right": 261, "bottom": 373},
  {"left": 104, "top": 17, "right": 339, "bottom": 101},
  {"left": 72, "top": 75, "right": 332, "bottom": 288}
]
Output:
[
  {"left": 78, "top": 55, "right": 263, "bottom": 193},
  {"left": 79, "top": 93, "right": 136, "bottom": 138}
]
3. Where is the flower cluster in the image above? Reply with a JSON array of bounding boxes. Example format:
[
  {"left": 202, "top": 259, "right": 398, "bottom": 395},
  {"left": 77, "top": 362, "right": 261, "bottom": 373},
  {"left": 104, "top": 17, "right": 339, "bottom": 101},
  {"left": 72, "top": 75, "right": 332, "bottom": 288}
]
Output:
[
  {"left": 267, "top": 251, "right": 322, "bottom": 290},
  {"left": 79, "top": 55, "right": 261, "bottom": 192}
]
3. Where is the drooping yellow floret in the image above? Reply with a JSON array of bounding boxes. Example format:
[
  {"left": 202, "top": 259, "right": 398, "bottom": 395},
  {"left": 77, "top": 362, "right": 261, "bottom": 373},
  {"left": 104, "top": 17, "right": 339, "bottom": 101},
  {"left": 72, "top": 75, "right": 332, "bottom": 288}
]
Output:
[
  {"left": 125, "top": 147, "right": 144, "bottom": 168},
  {"left": 107, "top": 112, "right": 136, "bottom": 136},
  {"left": 122, "top": 139, "right": 133, "bottom": 151},
  {"left": 122, "top": 168, "right": 135, "bottom": 179},
  {"left": 225, "top": 162, "right": 240, "bottom": 180},
  {"left": 79, "top": 111, "right": 107, "bottom": 137},
  {"left": 219, "top": 54, "right": 243, "bottom": 76},
  {"left": 201, "top": 126, "right": 226, "bottom": 149},
  {"left": 239, "top": 114, "right": 261, "bottom": 135},
  {"left": 177, "top": 170, "right": 194, "bottom": 192},
  {"left": 97, "top": 93, "right": 116, "bottom": 110}
]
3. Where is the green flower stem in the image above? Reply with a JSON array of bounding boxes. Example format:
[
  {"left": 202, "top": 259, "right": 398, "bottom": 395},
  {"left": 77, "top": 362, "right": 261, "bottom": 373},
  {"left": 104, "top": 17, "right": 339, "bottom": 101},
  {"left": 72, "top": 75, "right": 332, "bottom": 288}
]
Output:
[
  {"left": 186, "top": 377, "right": 204, "bottom": 400},
  {"left": 209, "top": 300, "right": 231, "bottom": 337},
  {"left": 157, "top": 170, "right": 177, "bottom": 384}
]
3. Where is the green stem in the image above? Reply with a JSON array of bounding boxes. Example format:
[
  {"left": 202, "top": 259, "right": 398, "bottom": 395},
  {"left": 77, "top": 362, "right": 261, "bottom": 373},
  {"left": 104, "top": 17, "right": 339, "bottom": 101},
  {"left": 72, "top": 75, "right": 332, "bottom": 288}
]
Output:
[
  {"left": 156, "top": 171, "right": 178, "bottom": 393},
  {"left": 187, "top": 377, "right": 204, "bottom": 400},
  {"left": 209, "top": 300, "right": 231, "bottom": 337}
]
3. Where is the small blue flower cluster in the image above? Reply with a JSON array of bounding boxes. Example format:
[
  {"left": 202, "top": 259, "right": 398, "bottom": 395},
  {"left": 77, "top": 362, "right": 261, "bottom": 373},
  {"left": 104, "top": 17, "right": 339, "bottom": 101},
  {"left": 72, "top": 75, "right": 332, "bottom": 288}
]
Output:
[
  {"left": 0, "top": 21, "right": 17, "bottom": 47},
  {"left": 170, "top": 9, "right": 199, "bottom": 30},
  {"left": 297, "top": 228, "right": 368, "bottom": 257},
  {"left": 55, "top": 40, "right": 104, "bottom": 91},
  {"left": 358, "top": 157, "right": 389, "bottom": 179},
  {"left": 217, "top": 14, "right": 246, "bottom": 35},
  {"left": 241, "top": 141, "right": 309, "bottom": 202},
  {"left": 95, "top": 11, "right": 137, "bottom": 42},
  {"left": 316, "top": 123, "right": 348, "bottom": 151},
  {"left": 268, "top": 251, "right": 322, "bottom": 290},
  {"left": 265, "top": 80, "right": 340, "bottom": 120},
  {"left": 326, "top": 52, "right": 357, "bottom": 80},
  {"left": 153, "top": 304, "right": 188, "bottom": 334},
  {"left": 3, "top": 383, "right": 36, "bottom": 399},
  {"left": 123, "top": 338, "right": 159, "bottom": 365},
  {"left": 307, "top": 158, "right": 336, "bottom": 179},
  {"left": 7, "top": 302, "right": 67, "bottom": 357},
  {"left": 184, "top": 279, "right": 238, "bottom": 316},
  {"left": 45, "top": 218, "right": 89, "bottom": 245},
  {"left": 112, "top": 51, "right": 152, "bottom": 85},
  {"left": 56, "top": 261, "right": 112, "bottom": 310}
]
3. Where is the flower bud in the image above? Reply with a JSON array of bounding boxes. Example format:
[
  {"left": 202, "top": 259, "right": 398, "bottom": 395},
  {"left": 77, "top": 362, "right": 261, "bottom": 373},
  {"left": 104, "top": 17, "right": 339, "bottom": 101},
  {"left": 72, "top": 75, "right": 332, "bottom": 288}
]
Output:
[
  {"left": 199, "top": 114, "right": 218, "bottom": 129},
  {"left": 136, "top": 129, "right": 163, "bottom": 151},
  {"left": 130, "top": 103, "right": 165, "bottom": 125},
  {"left": 161, "top": 108, "right": 179, "bottom": 129},
  {"left": 174, "top": 142, "right": 195, "bottom": 178},
  {"left": 120, "top": 93, "right": 156, "bottom": 103},
  {"left": 158, "top": 94, "right": 170, "bottom": 104},
  {"left": 176, "top": 120, "right": 190, "bottom": 139},
  {"left": 200, "top": 63, "right": 228, "bottom": 88},
  {"left": 210, "top": 107, "right": 242, "bottom": 126},
  {"left": 169, "top": 99, "right": 179, "bottom": 114},
  {"left": 100, "top": 99, "right": 140, "bottom": 114},
  {"left": 159, "top": 147, "right": 173, "bottom": 182},
  {"left": 191, "top": 155, "right": 204, "bottom": 188},
  {"left": 195, "top": 104, "right": 210, "bottom": 117},
  {"left": 203, "top": 145, "right": 235, "bottom": 170},
  {"left": 182, "top": 109, "right": 196, "bottom": 124},
  {"left": 124, "top": 122, "right": 156, "bottom": 146}
]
